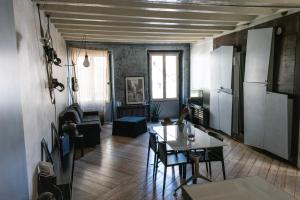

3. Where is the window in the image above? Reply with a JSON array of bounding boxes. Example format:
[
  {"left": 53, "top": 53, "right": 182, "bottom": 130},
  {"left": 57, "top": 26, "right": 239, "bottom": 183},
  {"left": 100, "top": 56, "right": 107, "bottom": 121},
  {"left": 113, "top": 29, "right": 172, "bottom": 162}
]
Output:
[
  {"left": 70, "top": 48, "right": 110, "bottom": 112},
  {"left": 150, "top": 52, "right": 179, "bottom": 100}
]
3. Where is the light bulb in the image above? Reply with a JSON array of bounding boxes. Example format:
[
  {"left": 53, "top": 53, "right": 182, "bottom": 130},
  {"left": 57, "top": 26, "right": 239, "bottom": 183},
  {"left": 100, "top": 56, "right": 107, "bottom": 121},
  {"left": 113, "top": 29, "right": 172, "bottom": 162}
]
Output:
[{"left": 83, "top": 54, "right": 90, "bottom": 67}]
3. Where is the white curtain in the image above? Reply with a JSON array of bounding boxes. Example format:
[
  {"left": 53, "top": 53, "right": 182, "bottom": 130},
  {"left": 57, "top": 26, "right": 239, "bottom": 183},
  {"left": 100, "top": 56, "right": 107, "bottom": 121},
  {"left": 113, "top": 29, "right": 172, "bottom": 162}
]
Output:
[{"left": 70, "top": 48, "right": 110, "bottom": 114}]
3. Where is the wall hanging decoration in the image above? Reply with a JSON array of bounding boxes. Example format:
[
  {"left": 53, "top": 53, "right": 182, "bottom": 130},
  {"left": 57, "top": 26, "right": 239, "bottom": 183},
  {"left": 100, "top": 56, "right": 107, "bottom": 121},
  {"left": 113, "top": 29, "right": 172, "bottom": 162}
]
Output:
[
  {"left": 125, "top": 76, "right": 145, "bottom": 104},
  {"left": 71, "top": 61, "right": 79, "bottom": 92},
  {"left": 37, "top": 4, "right": 65, "bottom": 104}
]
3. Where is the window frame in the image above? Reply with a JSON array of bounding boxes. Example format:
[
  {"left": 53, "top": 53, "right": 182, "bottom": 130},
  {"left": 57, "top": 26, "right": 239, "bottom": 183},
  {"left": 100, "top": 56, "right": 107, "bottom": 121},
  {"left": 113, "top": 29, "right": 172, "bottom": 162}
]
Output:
[{"left": 149, "top": 52, "right": 179, "bottom": 101}]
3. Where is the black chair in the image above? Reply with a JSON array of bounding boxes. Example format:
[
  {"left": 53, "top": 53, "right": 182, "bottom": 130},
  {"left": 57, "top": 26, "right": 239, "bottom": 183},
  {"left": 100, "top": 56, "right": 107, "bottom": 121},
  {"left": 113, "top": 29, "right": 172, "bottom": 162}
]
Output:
[
  {"left": 155, "top": 141, "right": 189, "bottom": 196},
  {"left": 206, "top": 131, "right": 226, "bottom": 180},
  {"left": 146, "top": 129, "right": 179, "bottom": 179},
  {"left": 146, "top": 131, "right": 159, "bottom": 180}
]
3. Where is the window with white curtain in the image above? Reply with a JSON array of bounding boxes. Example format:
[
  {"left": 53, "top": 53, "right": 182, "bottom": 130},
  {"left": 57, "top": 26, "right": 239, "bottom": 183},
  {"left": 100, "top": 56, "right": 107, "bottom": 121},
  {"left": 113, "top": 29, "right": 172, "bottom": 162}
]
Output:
[
  {"left": 150, "top": 52, "right": 179, "bottom": 100},
  {"left": 71, "top": 48, "right": 110, "bottom": 113}
]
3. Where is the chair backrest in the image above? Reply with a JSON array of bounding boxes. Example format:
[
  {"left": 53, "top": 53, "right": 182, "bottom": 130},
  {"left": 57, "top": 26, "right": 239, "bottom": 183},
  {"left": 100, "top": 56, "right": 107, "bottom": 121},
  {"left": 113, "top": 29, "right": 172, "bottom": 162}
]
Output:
[
  {"left": 157, "top": 141, "right": 167, "bottom": 166},
  {"left": 41, "top": 138, "right": 53, "bottom": 164},
  {"left": 207, "top": 131, "right": 224, "bottom": 159},
  {"left": 208, "top": 131, "right": 223, "bottom": 142},
  {"left": 51, "top": 122, "right": 60, "bottom": 150},
  {"left": 149, "top": 131, "right": 158, "bottom": 152}
]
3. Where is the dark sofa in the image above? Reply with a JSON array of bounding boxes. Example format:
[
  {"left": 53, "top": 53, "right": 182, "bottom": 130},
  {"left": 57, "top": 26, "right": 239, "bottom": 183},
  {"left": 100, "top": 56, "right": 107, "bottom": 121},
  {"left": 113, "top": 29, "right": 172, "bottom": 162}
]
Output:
[{"left": 59, "top": 103, "right": 101, "bottom": 147}]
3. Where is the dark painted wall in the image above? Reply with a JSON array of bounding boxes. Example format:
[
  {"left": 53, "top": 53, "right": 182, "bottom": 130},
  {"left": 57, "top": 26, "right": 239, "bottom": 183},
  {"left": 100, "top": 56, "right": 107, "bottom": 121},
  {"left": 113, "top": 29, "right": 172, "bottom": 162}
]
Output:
[
  {"left": 68, "top": 42, "right": 190, "bottom": 119},
  {"left": 0, "top": 0, "right": 29, "bottom": 199},
  {"left": 214, "top": 12, "right": 300, "bottom": 164}
]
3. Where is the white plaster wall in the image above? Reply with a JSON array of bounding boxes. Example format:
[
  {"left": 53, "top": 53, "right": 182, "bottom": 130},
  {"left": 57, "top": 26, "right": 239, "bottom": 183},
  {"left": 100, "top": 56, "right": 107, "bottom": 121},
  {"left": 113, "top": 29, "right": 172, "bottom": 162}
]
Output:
[
  {"left": 0, "top": 0, "right": 29, "bottom": 199},
  {"left": 190, "top": 39, "right": 213, "bottom": 106},
  {"left": 190, "top": 39, "right": 213, "bottom": 91},
  {"left": 13, "top": 0, "right": 68, "bottom": 198}
]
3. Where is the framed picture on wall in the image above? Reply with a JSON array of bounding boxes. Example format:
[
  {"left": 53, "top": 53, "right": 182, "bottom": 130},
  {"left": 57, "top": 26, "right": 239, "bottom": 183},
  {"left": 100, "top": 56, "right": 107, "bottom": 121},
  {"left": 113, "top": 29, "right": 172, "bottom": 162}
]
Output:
[{"left": 125, "top": 76, "right": 145, "bottom": 104}]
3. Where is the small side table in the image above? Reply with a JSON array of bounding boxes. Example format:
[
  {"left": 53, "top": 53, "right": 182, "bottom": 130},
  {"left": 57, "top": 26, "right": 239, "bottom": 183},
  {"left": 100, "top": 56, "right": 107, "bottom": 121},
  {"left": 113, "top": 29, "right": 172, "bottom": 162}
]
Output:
[{"left": 72, "top": 131, "right": 84, "bottom": 157}]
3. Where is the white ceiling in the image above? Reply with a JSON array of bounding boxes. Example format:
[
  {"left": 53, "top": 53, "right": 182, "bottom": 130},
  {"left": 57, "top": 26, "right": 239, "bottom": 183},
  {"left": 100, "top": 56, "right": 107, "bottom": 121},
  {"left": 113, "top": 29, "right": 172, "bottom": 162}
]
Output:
[{"left": 36, "top": 0, "right": 300, "bottom": 43}]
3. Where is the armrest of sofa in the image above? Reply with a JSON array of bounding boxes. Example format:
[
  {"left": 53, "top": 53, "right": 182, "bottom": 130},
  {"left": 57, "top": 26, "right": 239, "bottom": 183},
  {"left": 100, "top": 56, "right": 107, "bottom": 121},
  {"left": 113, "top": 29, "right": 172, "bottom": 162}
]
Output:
[{"left": 76, "top": 122, "right": 101, "bottom": 146}]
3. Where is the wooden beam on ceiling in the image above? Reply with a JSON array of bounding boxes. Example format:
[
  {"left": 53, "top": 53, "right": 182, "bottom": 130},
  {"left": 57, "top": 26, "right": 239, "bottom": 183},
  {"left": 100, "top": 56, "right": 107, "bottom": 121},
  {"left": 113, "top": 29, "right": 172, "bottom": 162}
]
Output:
[
  {"left": 64, "top": 36, "right": 200, "bottom": 43},
  {"left": 55, "top": 25, "right": 223, "bottom": 34},
  {"left": 47, "top": 13, "right": 238, "bottom": 27},
  {"left": 52, "top": 19, "right": 236, "bottom": 31},
  {"left": 130, "top": 0, "right": 300, "bottom": 8},
  {"left": 39, "top": 4, "right": 256, "bottom": 22},
  {"left": 62, "top": 33, "right": 205, "bottom": 40},
  {"left": 58, "top": 29, "right": 216, "bottom": 37},
  {"left": 35, "top": 0, "right": 277, "bottom": 15}
]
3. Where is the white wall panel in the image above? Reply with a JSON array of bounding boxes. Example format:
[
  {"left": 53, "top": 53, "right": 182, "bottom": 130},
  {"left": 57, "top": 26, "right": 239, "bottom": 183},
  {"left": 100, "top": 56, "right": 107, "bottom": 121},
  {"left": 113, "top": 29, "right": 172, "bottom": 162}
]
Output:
[
  {"left": 219, "top": 92, "right": 233, "bottom": 136},
  {"left": 264, "top": 92, "right": 291, "bottom": 159},
  {"left": 244, "top": 82, "right": 266, "bottom": 148},
  {"left": 244, "top": 28, "right": 273, "bottom": 83}
]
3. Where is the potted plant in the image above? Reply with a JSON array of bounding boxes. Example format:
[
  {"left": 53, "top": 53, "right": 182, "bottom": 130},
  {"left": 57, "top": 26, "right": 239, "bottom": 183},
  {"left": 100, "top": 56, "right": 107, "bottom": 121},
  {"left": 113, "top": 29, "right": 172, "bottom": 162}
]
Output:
[
  {"left": 151, "top": 102, "right": 161, "bottom": 123},
  {"left": 176, "top": 106, "right": 189, "bottom": 125}
]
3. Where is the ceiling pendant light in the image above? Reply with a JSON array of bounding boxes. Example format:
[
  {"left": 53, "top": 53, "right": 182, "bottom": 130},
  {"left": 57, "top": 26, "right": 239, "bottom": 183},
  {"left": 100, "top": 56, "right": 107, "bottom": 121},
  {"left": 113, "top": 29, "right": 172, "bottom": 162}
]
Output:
[
  {"left": 83, "top": 35, "right": 90, "bottom": 67},
  {"left": 83, "top": 51, "right": 90, "bottom": 67}
]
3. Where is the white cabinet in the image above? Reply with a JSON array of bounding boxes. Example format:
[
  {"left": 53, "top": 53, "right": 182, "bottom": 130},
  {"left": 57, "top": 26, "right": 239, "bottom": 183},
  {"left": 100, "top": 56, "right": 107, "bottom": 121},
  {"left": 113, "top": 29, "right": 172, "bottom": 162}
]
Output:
[
  {"left": 220, "top": 46, "right": 234, "bottom": 89},
  {"left": 210, "top": 49, "right": 221, "bottom": 90},
  {"left": 209, "top": 46, "right": 234, "bottom": 136},
  {"left": 219, "top": 92, "right": 233, "bottom": 136},
  {"left": 244, "top": 28, "right": 274, "bottom": 83},
  {"left": 244, "top": 82, "right": 267, "bottom": 149},
  {"left": 244, "top": 84, "right": 293, "bottom": 159},
  {"left": 264, "top": 92, "right": 293, "bottom": 160},
  {"left": 209, "top": 90, "right": 220, "bottom": 130}
]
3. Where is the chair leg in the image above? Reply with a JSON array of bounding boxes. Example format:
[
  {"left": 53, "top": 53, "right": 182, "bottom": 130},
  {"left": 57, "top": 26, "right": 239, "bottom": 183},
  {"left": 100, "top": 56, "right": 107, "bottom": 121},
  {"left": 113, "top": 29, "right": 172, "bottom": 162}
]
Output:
[
  {"left": 154, "top": 153, "right": 159, "bottom": 181},
  {"left": 183, "top": 164, "right": 186, "bottom": 179},
  {"left": 221, "top": 160, "right": 226, "bottom": 180},
  {"left": 179, "top": 165, "right": 182, "bottom": 177},
  {"left": 205, "top": 162, "right": 208, "bottom": 174},
  {"left": 80, "top": 140, "right": 84, "bottom": 157},
  {"left": 209, "top": 162, "right": 212, "bottom": 177},
  {"left": 146, "top": 145, "right": 150, "bottom": 169},
  {"left": 163, "top": 167, "right": 167, "bottom": 196},
  {"left": 153, "top": 153, "right": 157, "bottom": 181}
]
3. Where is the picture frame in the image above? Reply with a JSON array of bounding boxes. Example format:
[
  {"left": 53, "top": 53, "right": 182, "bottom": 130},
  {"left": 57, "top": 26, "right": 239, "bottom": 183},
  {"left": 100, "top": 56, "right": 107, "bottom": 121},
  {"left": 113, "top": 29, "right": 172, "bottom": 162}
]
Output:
[{"left": 125, "top": 76, "right": 145, "bottom": 104}]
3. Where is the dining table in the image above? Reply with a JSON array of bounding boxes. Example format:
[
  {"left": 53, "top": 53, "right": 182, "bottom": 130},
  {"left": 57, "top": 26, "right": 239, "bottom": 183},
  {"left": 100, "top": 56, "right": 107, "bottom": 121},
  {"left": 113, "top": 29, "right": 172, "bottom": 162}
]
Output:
[{"left": 152, "top": 123, "right": 227, "bottom": 196}]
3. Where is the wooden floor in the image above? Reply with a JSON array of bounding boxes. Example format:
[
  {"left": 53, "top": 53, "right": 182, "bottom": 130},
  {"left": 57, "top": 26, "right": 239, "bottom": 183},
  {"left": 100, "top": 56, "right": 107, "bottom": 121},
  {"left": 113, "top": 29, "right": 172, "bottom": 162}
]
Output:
[{"left": 72, "top": 124, "right": 300, "bottom": 200}]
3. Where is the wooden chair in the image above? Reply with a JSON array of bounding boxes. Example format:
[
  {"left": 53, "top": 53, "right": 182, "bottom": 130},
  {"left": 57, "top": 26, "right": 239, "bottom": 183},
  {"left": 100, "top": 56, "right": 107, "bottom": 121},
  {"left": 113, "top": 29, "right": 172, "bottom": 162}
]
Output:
[
  {"left": 206, "top": 131, "right": 226, "bottom": 179},
  {"left": 156, "top": 141, "right": 189, "bottom": 196}
]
